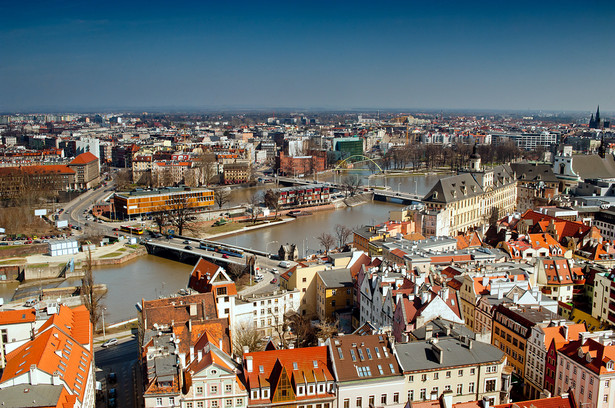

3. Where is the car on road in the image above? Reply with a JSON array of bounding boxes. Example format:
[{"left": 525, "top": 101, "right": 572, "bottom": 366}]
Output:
[
  {"left": 102, "top": 338, "right": 118, "bottom": 348},
  {"left": 108, "top": 372, "right": 117, "bottom": 384},
  {"left": 270, "top": 278, "right": 278, "bottom": 284},
  {"left": 183, "top": 240, "right": 190, "bottom": 244},
  {"left": 222, "top": 254, "right": 229, "bottom": 258},
  {"left": 185, "top": 245, "right": 193, "bottom": 250}
]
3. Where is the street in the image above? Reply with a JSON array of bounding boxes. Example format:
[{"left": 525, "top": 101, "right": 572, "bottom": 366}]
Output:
[{"left": 95, "top": 335, "right": 139, "bottom": 408}]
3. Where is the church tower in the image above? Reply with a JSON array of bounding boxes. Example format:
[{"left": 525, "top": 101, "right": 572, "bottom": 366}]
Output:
[
  {"left": 590, "top": 106, "right": 602, "bottom": 129},
  {"left": 470, "top": 144, "right": 481, "bottom": 171}
]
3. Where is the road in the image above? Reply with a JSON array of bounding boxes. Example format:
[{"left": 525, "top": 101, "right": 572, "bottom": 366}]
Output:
[
  {"left": 58, "top": 179, "right": 117, "bottom": 236},
  {"left": 95, "top": 336, "right": 138, "bottom": 408}
]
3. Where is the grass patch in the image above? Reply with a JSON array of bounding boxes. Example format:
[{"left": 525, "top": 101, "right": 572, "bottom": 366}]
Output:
[
  {"left": 0, "top": 258, "right": 26, "bottom": 265},
  {"left": 100, "top": 252, "right": 123, "bottom": 258},
  {"left": 125, "top": 245, "right": 139, "bottom": 249},
  {"left": 28, "top": 263, "right": 49, "bottom": 268},
  {"left": 201, "top": 222, "right": 245, "bottom": 234}
]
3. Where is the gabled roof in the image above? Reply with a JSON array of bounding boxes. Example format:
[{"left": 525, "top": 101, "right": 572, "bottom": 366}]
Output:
[
  {"left": 423, "top": 173, "right": 483, "bottom": 204},
  {"left": 172, "top": 318, "right": 231, "bottom": 356},
  {"left": 539, "top": 258, "right": 574, "bottom": 285},
  {"left": 0, "top": 308, "right": 36, "bottom": 325},
  {"left": 243, "top": 346, "right": 333, "bottom": 394},
  {"left": 558, "top": 336, "right": 615, "bottom": 375},
  {"left": 37, "top": 305, "right": 92, "bottom": 347},
  {"left": 141, "top": 292, "right": 217, "bottom": 329},
  {"left": 69, "top": 152, "right": 97, "bottom": 165},
  {"left": 1, "top": 326, "right": 92, "bottom": 404}
]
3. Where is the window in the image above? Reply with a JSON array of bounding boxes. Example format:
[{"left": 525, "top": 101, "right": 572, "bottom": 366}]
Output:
[
  {"left": 262, "top": 390, "right": 269, "bottom": 399},
  {"left": 589, "top": 391, "right": 592, "bottom": 400},
  {"left": 389, "top": 363, "right": 395, "bottom": 373},
  {"left": 369, "top": 395, "right": 374, "bottom": 407},
  {"left": 197, "top": 387, "right": 204, "bottom": 395},
  {"left": 434, "top": 372, "right": 439, "bottom": 380},
  {"left": 420, "top": 389, "right": 426, "bottom": 400},
  {"left": 197, "top": 403, "right": 204, "bottom": 408},
  {"left": 408, "top": 375, "right": 414, "bottom": 382},
  {"left": 226, "top": 384, "right": 232, "bottom": 393},
  {"left": 470, "top": 368, "right": 475, "bottom": 375},
  {"left": 356, "top": 397, "right": 362, "bottom": 408},
  {"left": 444, "top": 385, "right": 451, "bottom": 391},
  {"left": 212, "top": 401, "right": 219, "bottom": 408},
  {"left": 156, "top": 398, "right": 163, "bottom": 407},
  {"left": 252, "top": 390, "right": 259, "bottom": 399},
  {"left": 468, "top": 382, "right": 475, "bottom": 393},
  {"left": 457, "top": 384, "right": 463, "bottom": 395},
  {"left": 344, "top": 399, "right": 350, "bottom": 408},
  {"left": 485, "top": 379, "right": 496, "bottom": 393},
  {"left": 408, "top": 390, "right": 414, "bottom": 401},
  {"left": 378, "top": 365, "right": 384, "bottom": 375},
  {"left": 393, "top": 393, "right": 399, "bottom": 403},
  {"left": 605, "top": 395, "right": 609, "bottom": 403},
  {"left": 187, "top": 404, "right": 193, "bottom": 408},
  {"left": 581, "top": 386, "right": 585, "bottom": 395},
  {"left": 170, "top": 397, "right": 175, "bottom": 406},
  {"left": 458, "top": 369, "right": 463, "bottom": 377},
  {"left": 212, "top": 385, "right": 218, "bottom": 394},
  {"left": 381, "top": 394, "right": 387, "bottom": 404},
  {"left": 446, "top": 371, "right": 451, "bottom": 378},
  {"left": 237, "top": 399, "right": 243, "bottom": 406},
  {"left": 422, "top": 374, "right": 427, "bottom": 382}
]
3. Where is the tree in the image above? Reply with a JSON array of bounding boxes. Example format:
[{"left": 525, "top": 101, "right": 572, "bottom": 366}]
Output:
[
  {"left": 317, "top": 232, "right": 335, "bottom": 254},
  {"left": 334, "top": 224, "right": 353, "bottom": 248},
  {"left": 315, "top": 319, "right": 339, "bottom": 340},
  {"left": 152, "top": 208, "right": 168, "bottom": 233},
  {"left": 194, "top": 152, "right": 217, "bottom": 187},
  {"left": 263, "top": 189, "right": 281, "bottom": 218},
  {"left": 286, "top": 311, "right": 317, "bottom": 348},
  {"left": 233, "top": 322, "right": 263, "bottom": 356},
  {"left": 115, "top": 169, "right": 132, "bottom": 191},
  {"left": 214, "top": 187, "right": 231, "bottom": 209},
  {"left": 341, "top": 174, "right": 362, "bottom": 197},
  {"left": 168, "top": 196, "right": 196, "bottom": 236},
  {"left": 248, "top": 192, "right": 263, "bottom": 225},
  {"left": 81, "top": 250, "right": 105, "bottom": 331}
]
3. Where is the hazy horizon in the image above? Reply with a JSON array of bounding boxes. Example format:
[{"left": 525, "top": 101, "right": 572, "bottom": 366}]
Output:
[{"left": 2, "top": 0, "right": 614, "bottom": 113}]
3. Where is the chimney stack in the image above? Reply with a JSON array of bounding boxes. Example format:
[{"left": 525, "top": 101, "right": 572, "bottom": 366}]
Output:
[{"left": 246, "top": 356, "right": 253, "bottom": 372}]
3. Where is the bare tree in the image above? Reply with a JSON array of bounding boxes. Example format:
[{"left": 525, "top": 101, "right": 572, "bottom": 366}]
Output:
[
  {"left": 232, "top": 322, "right": 263, "bottom": 356},
  {"left": 81, "top": 250, "right": 105, "bottom": 331},
  {"left": 248, "top": 192, "right": 263, "bottom": 225},
  {"left": 286, "top": 311, "right": 317, "bottom": 348},
  {"left": 315, "top": 319, "right": 339, "bottom": 340},
  {"left": 317, "top": 232, "right": 335, "bottom": 254},
  {"left": 263, "top": 189, "right": 281, "bottom": 218},
  {"left": 214, "top": 187, "right": 231, "bottom": 209},
  {"left": 152, "top": 208, "right": 168, "bottom": 234},
  {"left": 341, "top": 174, "right": 362, "bottom": 197},
  {"left": 194, "top": 152, "right": 218, "bottom": 187},
  {"left": 115, "top": 169, "right": 132, "bottom": 191},
  {"left": 168, "top": 196, "right": 196, "bottom": 236},
  {"left": 334, "top": 224, "right": 352, "bottom": 248}
]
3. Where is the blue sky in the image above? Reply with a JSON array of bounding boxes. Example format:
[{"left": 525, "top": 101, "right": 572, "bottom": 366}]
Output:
[{"left": 1, "top": 0, "right": 614, "bottom": 112}]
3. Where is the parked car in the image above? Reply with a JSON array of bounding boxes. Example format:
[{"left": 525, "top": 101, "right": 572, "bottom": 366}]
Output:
[
  {"left": 102, "top": 338, "right": 118, "bottom": 348},
  {"left": 185, "top": 245, "right": 193, "bottom": 250},
  {"left": 270, "top": 278, "right": 278, "bottom": 284}
]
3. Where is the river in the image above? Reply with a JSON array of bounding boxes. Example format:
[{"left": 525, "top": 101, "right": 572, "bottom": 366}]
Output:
[{"left": 2, "top": 171, "right": 444, "bottom": 324}]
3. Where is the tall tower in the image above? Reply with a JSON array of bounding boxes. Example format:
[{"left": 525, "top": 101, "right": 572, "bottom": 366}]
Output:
[
  {"left": 470, "top": 144, "right": 481, "bottom": 172},
  {"left": 590, "top": 106, "right": 602, "bottom": 129}
]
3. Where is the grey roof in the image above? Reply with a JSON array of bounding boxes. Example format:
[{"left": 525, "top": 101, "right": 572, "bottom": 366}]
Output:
[
  {"left": 0, "top": 384, "right": 64, "bottom": 407},
  {"left": 394, "top": 338, "right": 504, "bottom": 372},
  {"left": 572, "top": 154, "right": 615, "bottom": 179},
  {"left": 411, "top": 318, "right": 476, "bottom": 341},
  {"left": 317, "top": 268, "right": 353, "bottom": 288},
  {"left": 510, "top": 162, "right": 558, "bottom": 183},
  {"left": 423, "top": 173, "right": 483, "bottom": 204}
]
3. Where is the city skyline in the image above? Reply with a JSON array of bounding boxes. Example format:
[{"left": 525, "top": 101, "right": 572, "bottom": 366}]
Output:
[{"left": 1, "top": 0, "right": 614, "bottom": 113}]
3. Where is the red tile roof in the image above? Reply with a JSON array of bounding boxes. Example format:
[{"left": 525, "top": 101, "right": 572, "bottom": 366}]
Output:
[
  {"left": 69, "top": 152, "right": 97, "bottom": 165},
  {"left": 0, "top": 308, "right": 36, "bottom": 325}
]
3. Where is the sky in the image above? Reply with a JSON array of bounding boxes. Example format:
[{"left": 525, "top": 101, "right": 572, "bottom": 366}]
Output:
[{"left": 1, "top": 0, "right": 614, "bottom": 113}]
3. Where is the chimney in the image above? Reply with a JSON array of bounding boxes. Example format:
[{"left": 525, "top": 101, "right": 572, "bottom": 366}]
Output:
[
  {"left": 482, "top": 396, "right": 490, "bottom": 408},
  {"left": 219, "top": 339, "right": 224, "bottom": 351},
  {"left": 190, "top": 303, "right": 197, "bottom": 316},
  {"left": 562, "top": 324, "right": 569, "bottom": 340},
  {"left": 513, "top": 292, "right": 519, "bottom": 304},
  {"left": 468, "top": 339, "right": 473, "bottom": 349},
  {"left": 179, "top": 353, "right": 186, "bottom": 368},
  {"left": 243, "top": 346, "right": 249, "bottom": 355},
  {"left": 29, "top": 365, "right": 38, "bottom": 386},
  {"left": 425, "top": 325, "right": 433, "bottom": 340},
  {"left": 246, "top": 356, "right": 253, "bottom": 373},
  {"left": 198, "top": 349, "right": 203, "bottom": 362},
  {"left": 52, "top": 372, "right": 61, "bottom": 386},
  {"left": 421, "top": 291, "right": 430, "bottom": 305},
  {"left": 188, "top": 319, "right": 192, "bottom": 331},
  {"left": 190, "top": 346, "right": 195, "bottom": 362},
  {"left": 431, "top": 343, "right": 444, "bottom": 364}
]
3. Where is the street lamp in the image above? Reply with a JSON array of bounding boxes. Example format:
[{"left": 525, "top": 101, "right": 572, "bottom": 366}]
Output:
[
  {"left": 102, "top": 307, "right": 107, "bottom": 340},
  {"left": 398, "top": 182, "right": 402, "bottom": 194}
]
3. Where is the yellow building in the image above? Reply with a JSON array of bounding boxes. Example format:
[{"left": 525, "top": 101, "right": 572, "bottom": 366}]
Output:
[
  {"left": 113, "top": 186, "right": 214, "bottom": 219},
  {"left": 315, "top": 268, "right": 353, "bottom": 322},
  {"left": 280, "top": 261, "right": 327, "bottom": 318}
]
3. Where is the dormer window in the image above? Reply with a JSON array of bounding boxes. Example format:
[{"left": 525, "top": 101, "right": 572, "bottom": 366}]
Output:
[
  {"left": 578, "top": 348, "right": 584, "bottom": 358},
  {"left": 586, "top": 353, "right": 593, "bottom": 363},
  {"left": 297, "top": 386, "right": 305, "bottom": 396},
  {"left": 608, "top": 361, "right": 614, "bottom": 371}
]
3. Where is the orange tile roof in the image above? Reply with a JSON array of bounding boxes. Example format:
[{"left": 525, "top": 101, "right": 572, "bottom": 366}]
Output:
[
  {"left": 1, "top": 326, "right": 92, "bottom": 404},
  {"left": 69, "top": 152, "right": 97, "bottom": 165},
  {"left": 37, "top": 305, "right": 92, "bottom": 348},
  {"left": 0, "top": 165, "right": 75, "bottom": 176},
  {"left": 540, "top": 258, "right": 574, "bottom": 285},
  {"left": 0, "top": 308, "right": 36, "bottom": 325}
]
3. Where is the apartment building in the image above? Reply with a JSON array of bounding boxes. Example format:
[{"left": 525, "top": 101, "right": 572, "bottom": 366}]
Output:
[
  {"left": 555, "top": 331, "right": 615, "bottom": 408},
  {"left": 242, "top": 347, "right": 336, "bottom": 408},
  {"left": 395, "top": 337, "right": 507, "bottom": 405},
  {"left": 67, "top": 151, "right": 100, "bottom": 189},
  {"left": 316, "top": 268, "right": 353, "bottom": 322},
  {"left": 326, "top": 334, "right": 405, "bottom": 408}
]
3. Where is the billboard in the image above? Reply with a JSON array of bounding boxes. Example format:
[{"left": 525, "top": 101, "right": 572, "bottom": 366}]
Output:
[
  {"left": 56, "top": 220, "right": 69, "bottom": 228},
  {"left": 34, "top": 209, "right": 47, "bottom": 216}
]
